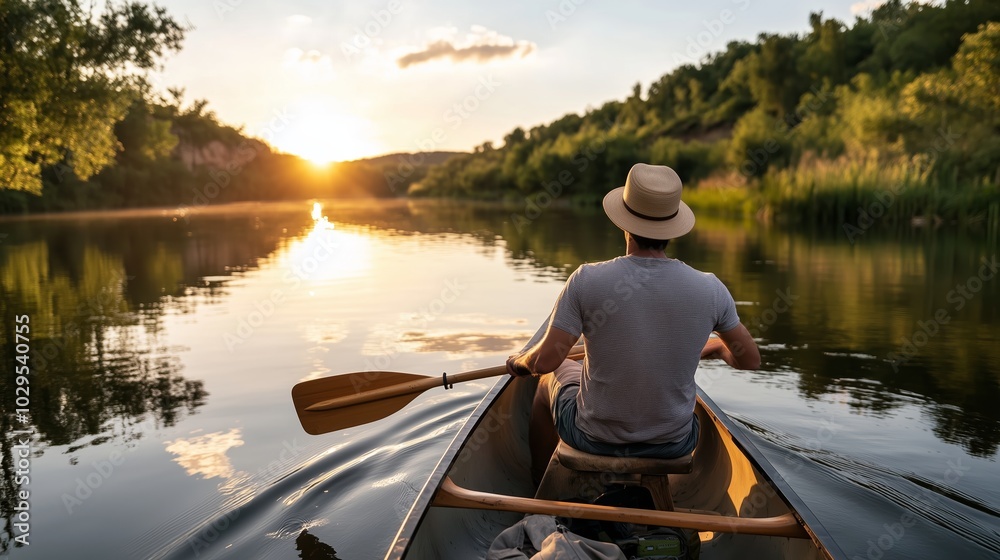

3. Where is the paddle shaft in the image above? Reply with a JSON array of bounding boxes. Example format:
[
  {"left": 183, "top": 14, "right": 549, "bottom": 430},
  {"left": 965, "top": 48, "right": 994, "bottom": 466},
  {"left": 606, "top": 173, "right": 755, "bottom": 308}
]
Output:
[{"left": 304, "top": 349, "right": 585, "bottom": 412}]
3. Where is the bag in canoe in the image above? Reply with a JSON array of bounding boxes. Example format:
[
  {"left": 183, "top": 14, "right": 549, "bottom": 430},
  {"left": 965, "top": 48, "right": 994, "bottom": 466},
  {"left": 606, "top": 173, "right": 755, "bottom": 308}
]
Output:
[
  {"left": 485, "top": 514, "right": 626, "bottom": 560},
  {"left": 561, "top": 486, "right": 699, "bottom": 560}
]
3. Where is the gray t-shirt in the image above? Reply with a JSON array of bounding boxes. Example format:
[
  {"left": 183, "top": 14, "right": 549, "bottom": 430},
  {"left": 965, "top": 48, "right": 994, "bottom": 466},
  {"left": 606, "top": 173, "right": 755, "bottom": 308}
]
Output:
[{"left": 536, "top": 255, "right": 741, "bottom": 444}]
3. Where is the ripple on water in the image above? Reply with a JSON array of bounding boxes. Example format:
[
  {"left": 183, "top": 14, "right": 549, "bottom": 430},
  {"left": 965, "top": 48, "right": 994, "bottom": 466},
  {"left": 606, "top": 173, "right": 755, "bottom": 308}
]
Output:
[
  {"left": 734, "top": 414, "right": 1000, "bottom": 558},
  {"left": 139, "top": 384, "right": 490, "bottom": 560}
]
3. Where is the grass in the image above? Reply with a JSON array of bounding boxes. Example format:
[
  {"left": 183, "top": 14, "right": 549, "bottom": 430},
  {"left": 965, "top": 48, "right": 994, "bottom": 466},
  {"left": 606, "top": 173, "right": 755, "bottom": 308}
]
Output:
[{"left": 685, "top": 156, "right": 1000, "bottom": 228}]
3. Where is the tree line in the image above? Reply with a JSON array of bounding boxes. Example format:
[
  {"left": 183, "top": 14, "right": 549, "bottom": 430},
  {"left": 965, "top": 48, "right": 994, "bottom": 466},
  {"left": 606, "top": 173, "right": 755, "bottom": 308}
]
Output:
[
  {"left": 413, "top": 0, "right": 1000, "bottom": 227},
  {"left": 0, "top": 0, "right": 437, "bottom": 214},
  {"left": 1, "top": 0, "right": 998, "bottom": 225}
]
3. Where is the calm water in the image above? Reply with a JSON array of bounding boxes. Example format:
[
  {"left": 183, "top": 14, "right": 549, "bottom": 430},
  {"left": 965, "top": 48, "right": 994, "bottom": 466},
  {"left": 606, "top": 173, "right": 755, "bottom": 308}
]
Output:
[{"left": 0, "top": 200, "right": 998, "bottom": 559}]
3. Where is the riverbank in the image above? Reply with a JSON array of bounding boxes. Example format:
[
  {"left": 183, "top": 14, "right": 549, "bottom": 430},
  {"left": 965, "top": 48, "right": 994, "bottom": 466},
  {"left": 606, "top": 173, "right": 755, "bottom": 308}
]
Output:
[{"left": 680, "top": 157, "right": 1000, "bottom": 237}]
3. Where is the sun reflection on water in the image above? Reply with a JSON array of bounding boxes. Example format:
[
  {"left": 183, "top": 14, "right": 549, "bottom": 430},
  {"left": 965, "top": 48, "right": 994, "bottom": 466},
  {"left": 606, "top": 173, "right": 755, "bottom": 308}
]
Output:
[{"left": 283, "top": 202, "right": 372, "bottom": 283}]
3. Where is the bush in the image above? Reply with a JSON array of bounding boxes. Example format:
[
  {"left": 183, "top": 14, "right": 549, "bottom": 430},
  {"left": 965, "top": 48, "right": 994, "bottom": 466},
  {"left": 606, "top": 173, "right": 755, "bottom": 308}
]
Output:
[
  {"left": 648, "top": 138, "right": 723, "bottom": 183},
  {"left": 727, "top": 107, "right": 792, "bottom": 178}
]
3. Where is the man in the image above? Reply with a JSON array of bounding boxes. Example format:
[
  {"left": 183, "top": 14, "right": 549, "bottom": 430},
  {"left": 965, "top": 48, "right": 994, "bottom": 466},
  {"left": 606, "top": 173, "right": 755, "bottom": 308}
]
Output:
[{"left": 507, "top": 163, "right": 760, "bottom": 481}]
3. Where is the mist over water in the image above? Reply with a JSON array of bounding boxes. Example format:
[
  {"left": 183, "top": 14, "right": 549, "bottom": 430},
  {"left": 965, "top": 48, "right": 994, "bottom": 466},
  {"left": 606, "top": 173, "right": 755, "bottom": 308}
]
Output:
[{"left": 0, "top": 200, "right": 996, "bottom": 558}]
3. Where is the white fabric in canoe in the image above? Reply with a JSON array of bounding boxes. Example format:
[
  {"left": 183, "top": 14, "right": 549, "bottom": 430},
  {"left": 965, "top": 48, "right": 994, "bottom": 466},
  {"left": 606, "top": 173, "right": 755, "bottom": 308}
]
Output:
[{"left": 485, "top": 514, "right": 626, "bottom": 560}]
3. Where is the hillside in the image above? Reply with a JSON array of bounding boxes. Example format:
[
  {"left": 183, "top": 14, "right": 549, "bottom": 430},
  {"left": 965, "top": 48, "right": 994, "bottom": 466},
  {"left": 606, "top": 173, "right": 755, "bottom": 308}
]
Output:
[
  {"left": 412, "top": 0, "right": 1000, "bottom": 227},
  {"left": 0, "top": 0, "right": 458, "bottom": 215},
  {"left": 0, "top": 95, "right": 455, "bottom": 213},
  {"left": 351, "top": 151, "right": 463, "bottom": 167}
]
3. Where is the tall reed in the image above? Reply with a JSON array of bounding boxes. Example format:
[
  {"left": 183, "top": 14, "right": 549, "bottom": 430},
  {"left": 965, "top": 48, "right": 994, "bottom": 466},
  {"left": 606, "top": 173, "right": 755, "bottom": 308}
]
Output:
[{"left": 687, "top": 155, "right": 1000, "bottom": 228}]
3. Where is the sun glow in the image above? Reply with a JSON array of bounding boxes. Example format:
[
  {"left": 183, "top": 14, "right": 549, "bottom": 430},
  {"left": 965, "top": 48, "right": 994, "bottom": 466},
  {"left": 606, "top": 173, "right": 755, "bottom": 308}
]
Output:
[
  {"left": 269, "top": 97, "right": 383, "bottom": 165},
  {"left": 283, "top": 202, "right": 372, "bottom": 282}
]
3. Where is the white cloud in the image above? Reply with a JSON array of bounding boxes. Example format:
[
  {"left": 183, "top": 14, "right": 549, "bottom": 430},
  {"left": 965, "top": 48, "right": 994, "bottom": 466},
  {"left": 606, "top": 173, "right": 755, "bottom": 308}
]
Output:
[
  {"left": 397, "top": 26, "right": 536, "bottom": 69},
  {"left": 287, "top": 14, "right": 312, "bottom": 26}
]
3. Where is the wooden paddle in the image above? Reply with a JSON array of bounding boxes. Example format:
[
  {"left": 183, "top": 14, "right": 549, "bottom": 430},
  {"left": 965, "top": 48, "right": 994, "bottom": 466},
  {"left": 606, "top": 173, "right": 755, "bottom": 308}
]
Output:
[{"left": 292, "top": 347, "right": 585, "bottom": 435}]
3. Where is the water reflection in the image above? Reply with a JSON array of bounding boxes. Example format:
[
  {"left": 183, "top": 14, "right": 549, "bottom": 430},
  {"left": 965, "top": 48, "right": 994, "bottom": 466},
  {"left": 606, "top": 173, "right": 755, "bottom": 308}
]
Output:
[
  {"left": 165, "top": 429, "right": 245, "bottom": 479},
  {"left": 296, "top": 529, "right": 342, "bottom": 560},
  {"left": 284, "top": 211, "right": 372, "bottom": 284},
  {"left": 0, "top": 220, "right": 221, "bottom": 550},
  {"left": 0, "top": 200, "right": 996, "bottom": 556},
  {"left": 397, "top": 331, "right": 530, "bottom": 355}
]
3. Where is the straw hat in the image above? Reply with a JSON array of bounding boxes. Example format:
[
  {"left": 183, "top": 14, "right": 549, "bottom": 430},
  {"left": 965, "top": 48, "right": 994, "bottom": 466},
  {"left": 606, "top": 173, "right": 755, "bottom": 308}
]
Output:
[{"left": 602, "top": 163, "right": 695, "bottom": 239}]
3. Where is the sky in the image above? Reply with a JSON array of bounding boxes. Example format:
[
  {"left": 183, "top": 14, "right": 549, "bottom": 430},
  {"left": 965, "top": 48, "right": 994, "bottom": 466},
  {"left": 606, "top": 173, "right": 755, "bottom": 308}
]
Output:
[{"left": 151, "top": 0, "right": 893, "bottom": 163}]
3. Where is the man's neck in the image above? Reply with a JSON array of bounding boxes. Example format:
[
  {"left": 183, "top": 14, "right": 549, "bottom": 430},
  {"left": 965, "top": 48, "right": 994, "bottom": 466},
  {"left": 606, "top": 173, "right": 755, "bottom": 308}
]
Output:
[
  {"left": 627, "top": 248, "right": 667, "bottom": 259},
  {"left": 624, "top": 234, "right": 667, "bottom": 258}
]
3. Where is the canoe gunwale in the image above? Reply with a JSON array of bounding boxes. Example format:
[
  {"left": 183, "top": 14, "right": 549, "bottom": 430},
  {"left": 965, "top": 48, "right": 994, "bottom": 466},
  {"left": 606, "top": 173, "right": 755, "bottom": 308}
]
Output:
[
  {"left": 694, "top": 387, "right": 847, "bottom": 560},
  {"left": 384, "top": 374, "right": 515, "bottom": 559}
]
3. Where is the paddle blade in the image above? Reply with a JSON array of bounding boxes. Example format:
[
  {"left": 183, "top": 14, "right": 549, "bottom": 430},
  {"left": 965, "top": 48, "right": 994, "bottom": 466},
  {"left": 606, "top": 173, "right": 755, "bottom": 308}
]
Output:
[{"left": 292, "top": 371, "right": 427, "bottom": 435}]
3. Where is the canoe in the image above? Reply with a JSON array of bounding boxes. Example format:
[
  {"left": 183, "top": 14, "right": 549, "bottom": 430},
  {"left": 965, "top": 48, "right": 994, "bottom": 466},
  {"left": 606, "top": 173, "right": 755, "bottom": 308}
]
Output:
[{"left": 384, "top": 373, "right": 847, "bottom": 559}]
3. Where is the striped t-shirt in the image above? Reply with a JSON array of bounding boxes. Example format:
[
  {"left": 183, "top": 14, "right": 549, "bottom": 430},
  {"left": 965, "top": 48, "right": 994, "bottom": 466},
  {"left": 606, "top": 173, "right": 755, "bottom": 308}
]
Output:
[{"left": 540, "top": 255, "right": 740, "bottom": 444}]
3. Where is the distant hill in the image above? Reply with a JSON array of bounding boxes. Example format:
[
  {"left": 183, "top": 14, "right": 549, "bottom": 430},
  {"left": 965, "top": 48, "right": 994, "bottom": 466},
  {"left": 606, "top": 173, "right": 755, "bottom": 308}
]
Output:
[{"left": 345, "top": 151, "right": 464, "bottom": 167}]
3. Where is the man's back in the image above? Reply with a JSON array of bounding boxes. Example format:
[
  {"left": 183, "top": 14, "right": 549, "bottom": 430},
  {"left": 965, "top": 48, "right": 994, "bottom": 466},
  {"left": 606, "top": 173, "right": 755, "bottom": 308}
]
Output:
[
  {"left": 507, "top": 163, "right": 759, "bottom": 471},
  {"left": 550, "top": 255, "right": 740, "bottom": 444}
]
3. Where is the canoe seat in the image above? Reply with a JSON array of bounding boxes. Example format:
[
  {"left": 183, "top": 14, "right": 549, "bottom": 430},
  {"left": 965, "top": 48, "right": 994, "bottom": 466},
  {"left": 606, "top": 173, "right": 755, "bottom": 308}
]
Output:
[
  {"left": 536, "top": 441, "right": 694, "bottom": 511},
  {"left": 556, "top": 443, "right": 694, "bottom": 475}
]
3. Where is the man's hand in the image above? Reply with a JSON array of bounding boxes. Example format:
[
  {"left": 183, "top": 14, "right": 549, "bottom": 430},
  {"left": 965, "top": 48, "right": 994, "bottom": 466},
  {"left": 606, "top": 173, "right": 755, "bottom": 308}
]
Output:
[
  {"left": 506, "top": 352, "right": 533, "bottom": 377},
  {"left": 701, "top": 325, "right": 761, "bottom": 370},
  {"left": 701, "top": 337, "right": 726, "bottom": 359},
  {"left": 507, "top": 327, "right": 579, "bottom": 377}
]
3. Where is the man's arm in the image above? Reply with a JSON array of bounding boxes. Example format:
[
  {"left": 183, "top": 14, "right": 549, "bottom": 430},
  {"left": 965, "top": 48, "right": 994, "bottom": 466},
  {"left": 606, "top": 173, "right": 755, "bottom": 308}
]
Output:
[
  {"left": 507, "top": 326, "right": 579, "bottom": 377},
  {"left": 701, "top": 324, "right": 761, "bottom": 370}
]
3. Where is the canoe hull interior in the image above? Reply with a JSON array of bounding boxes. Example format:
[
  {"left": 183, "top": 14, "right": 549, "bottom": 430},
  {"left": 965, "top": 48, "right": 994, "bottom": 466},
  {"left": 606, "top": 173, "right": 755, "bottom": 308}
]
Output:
[{"left": 396, "top": 375, "right": 838, "bottom": 560}]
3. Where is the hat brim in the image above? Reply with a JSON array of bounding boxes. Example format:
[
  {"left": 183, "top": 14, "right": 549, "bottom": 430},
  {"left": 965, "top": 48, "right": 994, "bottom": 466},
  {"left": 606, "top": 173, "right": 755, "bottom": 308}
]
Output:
[{"left": 602, "top": 186, "right": 695, "bottom": 240}]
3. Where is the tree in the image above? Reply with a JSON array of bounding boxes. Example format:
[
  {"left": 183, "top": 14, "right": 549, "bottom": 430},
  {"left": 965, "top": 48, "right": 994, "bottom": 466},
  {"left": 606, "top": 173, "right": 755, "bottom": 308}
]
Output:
[
  {"left": 745, "top": 34, "right": 809, "bottom": 117},
  {"left": 0, "top": 0, "right": 185, "bottom": 193},
  {"left": 800, "top": 13, "right": 850, "bottom": 85},
  {"left": 900, "top": 22, "right": 1000, "bottom": 178},
  {"left": 727, "top": 107, "right": 791, "bottom": 177},
  {"left": 115, "top": 101, "right": 179, "bottom": 165}
]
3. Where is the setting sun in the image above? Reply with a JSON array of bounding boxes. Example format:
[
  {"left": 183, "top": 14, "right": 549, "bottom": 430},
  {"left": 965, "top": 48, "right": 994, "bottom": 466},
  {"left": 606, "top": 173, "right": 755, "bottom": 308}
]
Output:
[{"left": 269, "top": 97, "right": 383, "bottom": 165}]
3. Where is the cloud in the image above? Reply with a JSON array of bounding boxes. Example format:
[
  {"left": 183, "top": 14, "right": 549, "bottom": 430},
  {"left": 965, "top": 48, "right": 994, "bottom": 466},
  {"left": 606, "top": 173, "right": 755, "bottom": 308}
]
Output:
[
  {"left": 397, "top": 26, "right": 535, "bottom": 69},
  {"left": 287, "top": 14, "right": 312, "bottom": 26}
]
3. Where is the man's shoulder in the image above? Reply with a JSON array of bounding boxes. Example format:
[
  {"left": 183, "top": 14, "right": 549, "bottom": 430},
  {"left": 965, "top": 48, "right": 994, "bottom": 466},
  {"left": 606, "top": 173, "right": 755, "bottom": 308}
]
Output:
[
  {"left": 577, "top": 256, "right": 626, "bottom": 270},
  {"left": 573, "top": 257, "right": 725, "bottom": 286},
  {"left": 676, "top": 261, "right": 721, "bottom": 281},
  {"left": 572, "top": 257, "right": 631, "bottom": 279}
]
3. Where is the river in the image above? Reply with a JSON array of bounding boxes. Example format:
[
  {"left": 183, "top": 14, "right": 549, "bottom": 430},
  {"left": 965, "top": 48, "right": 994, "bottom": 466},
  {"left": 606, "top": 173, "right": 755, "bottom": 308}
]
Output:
[{"left": 0, "top": 199, "right": 997, "bottom": 559}]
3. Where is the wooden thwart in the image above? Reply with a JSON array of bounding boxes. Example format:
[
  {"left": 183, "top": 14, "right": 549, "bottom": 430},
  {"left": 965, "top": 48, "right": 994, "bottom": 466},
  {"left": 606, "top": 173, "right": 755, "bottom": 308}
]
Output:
[{"left": 433, "top": 477, "right": 810, "bottom": 539}]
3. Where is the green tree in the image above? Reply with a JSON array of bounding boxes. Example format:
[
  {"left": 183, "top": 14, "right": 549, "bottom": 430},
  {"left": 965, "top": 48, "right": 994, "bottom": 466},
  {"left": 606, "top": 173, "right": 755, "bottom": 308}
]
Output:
[
  {"left": 0, "top": 0, "right": 185, "bottom": 193},
  {"left": 727, "top": 107, "right": 791, "bottom": 177},
  {"left": 115, "top": 101, "right": 179, "bottom": 165},
  {"left": 745, "top": 34, "right": 808, "bottom": 117},
  {"left": 800, "top": 13, "right": 850, "bottom": 85},
  {"left": 900, "top": 22, "right": 1000, "bottom": 178}
]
